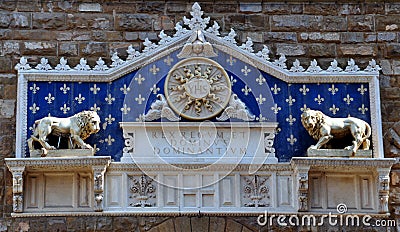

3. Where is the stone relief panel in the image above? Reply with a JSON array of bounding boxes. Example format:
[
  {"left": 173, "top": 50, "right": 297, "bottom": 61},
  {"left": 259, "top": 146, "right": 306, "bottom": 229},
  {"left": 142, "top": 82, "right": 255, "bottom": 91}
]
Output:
[
  {"left": 241, "top": 175, "right": 271, "bottom": 207},
  {"left": 128, "top": 174, "right": 156, "bottom": 207}
]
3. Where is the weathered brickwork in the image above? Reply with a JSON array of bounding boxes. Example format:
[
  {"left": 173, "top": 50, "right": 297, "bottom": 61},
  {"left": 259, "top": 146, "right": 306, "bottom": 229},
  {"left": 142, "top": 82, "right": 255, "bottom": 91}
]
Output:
[{"left": 0, "top": 0, "right": 399, "bottom": 231}]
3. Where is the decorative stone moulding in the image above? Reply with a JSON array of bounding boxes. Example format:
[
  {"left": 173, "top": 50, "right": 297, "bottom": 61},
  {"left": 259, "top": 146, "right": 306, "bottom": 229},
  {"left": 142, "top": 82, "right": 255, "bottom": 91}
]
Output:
[{"left": 8, "top": 2, "right": 394, "bottom": 217}]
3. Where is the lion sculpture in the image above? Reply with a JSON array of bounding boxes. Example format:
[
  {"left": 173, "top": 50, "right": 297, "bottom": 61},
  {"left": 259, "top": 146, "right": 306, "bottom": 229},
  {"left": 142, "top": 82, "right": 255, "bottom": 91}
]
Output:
[
  {"left": 28, "top": 110, "right": 101, "bottom": 154},
  {"left": 301, "top": 109, "right": 371, "bottom": 155}
]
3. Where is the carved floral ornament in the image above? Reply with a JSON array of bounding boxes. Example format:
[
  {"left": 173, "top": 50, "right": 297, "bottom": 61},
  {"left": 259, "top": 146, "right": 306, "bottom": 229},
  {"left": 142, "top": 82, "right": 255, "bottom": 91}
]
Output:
[{"left": 15, "top": 2, "right": 381, "bottom": 81}]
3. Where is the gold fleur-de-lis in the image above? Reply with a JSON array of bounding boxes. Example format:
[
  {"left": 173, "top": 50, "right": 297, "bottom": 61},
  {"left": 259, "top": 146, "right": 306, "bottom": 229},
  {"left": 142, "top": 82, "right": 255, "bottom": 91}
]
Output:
[
  {"left": 226, "top": 56, "right": 236, "bottom": 66},
  {"left": 75, "top": 94, "right": 85, "bottom": 104},
  {"left": 60, "top": 104, "right": 70, "bottom": 114},
  {"left": 256, "top": 114, "right": 266, "bottom": 122},
  {"left": 287, "top": 134, "right": 297, "bottom": 145},
  {"left": 241, "top": 85, "right": 252, "bottom": 96},
  {"left": 90, "top": 84, "right": 100, "bottom": 94},
  {"left": 271, "top": 84, "right": 281, "bottom": 95},
  {"left": 121, "top": 104, "right": 131, "bottom": 114},
  {"left": 30, "top": 83, "right": 40, "bottom": 94},
  {"left": 105, "top": 94, "right": 115, "bottom": 105},
  {"left": 329, "top": 104, "right": 339, "bottom": 115},
  {"left": 343, "top": 94, "right": 353, "bottom": 105},
  {"left": 241, "top": 65, "right": 251, "bottom": 76},
  {"left": 299, "top": 85, "right": 309, "bottom": 95},
  {"left": 60, "top": 83, "right": 70, "bottom": 94},
  {"left": 358, "top": 104, "right": 368, "bottom": 114},
  {"left": 105, "top": 114, "right": 115, "bottom": 125},
  {"left": 300, "top": 104, "right": 309, "bottom": 112},
  {"left": 164, "top": 56, "right": 174, "bottom": 66},
  {"left": 150, "top": 64, "right": 160, "bottom": 75},
  {"left": 256, "top": 75, "right": 266, "bottom": 85},
  {"left": 286, "top": 115, "right": 296, "bottom": 125},
  {"left": 135, "top": 74, "right": 145, "bottom": 85},
  {"left": 91, "top": 103, "right": 100, "bottom": 112},
  {"left": 29, "top": 103, "right": 39, "bottom": 114},
  {"left": 120, "top": 84, "right": 131, "bottom": 94},
  {"left": 150, "top": 84, "right": 160, "bottom": 94},
  {"left": 357, "top": 84, "right": 367, "bottom": 95},
  {"left": 45, "top": 93, "right": 54, "bottom": 104},
  {"left": 328, "top": 84, "right": 338, "bottom": 95},
  {"left": 105, "top": 135, "right": 115, "bottom": 146},
  {"left": 256, "top": 94, "right": 266, "bottom": 104},
  {"left": 271, "top": 103, "right": 281, "bottom": 114},
  {"left": 286, "top": 96, "right": 296, "bottom": 106},
  {"left": 135, "top": 94, "right": 145, "bottom": 104},
  {"left": 230, "top": 75, "right": 237, "bottom": 85},
  {"left": 314, "top": 94, "right": 324, "bottom": 105}
]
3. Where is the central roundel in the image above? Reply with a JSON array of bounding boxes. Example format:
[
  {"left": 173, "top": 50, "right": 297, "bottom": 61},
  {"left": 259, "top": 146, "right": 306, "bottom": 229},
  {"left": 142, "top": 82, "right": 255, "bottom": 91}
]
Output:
[{"left": 165, "top": 57, "right": 231, "bottom": 120}]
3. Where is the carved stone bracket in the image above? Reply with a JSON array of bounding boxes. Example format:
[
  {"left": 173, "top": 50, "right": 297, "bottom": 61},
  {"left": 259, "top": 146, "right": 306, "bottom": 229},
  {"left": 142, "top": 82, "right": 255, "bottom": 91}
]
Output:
[
  {"left": 291, "top": 163, "right": 310, "bottom": 212},
  {"left": 8, "top": 166, "right": 25, "bottom": 213},
  {"left": 93, "top": 164, "right": 109, "bottom": 212},
  {"left": 377, "top": 167, "right": 391, "bottom": 213}
]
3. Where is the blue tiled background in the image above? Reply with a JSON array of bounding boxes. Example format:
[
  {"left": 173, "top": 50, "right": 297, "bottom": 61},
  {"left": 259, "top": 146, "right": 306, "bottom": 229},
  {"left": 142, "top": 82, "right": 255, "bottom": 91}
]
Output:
[{"left": 27, "top": 49, "right": 371, "bottom": 162}]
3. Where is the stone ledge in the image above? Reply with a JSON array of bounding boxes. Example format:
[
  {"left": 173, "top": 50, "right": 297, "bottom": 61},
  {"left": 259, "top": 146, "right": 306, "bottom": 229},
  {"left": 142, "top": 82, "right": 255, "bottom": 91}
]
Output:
[
  {"left": 5, "top": 156, "right": 111, "bottom": 171},
  {"left": 307, "top": 148, "right": 372, "bottom": 158},
  {"left": 29, "top": 148, "right": 94, "bottom": 158}
]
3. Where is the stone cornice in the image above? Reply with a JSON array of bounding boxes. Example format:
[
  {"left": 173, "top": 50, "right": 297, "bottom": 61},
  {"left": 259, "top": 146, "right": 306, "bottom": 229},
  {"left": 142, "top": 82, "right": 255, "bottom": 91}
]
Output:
[
  {"left": 5, "top": 156, "right": 111, "bottom": 171},
  {"left": 291, "top": 157, "right": 395, "bottom": 169}
]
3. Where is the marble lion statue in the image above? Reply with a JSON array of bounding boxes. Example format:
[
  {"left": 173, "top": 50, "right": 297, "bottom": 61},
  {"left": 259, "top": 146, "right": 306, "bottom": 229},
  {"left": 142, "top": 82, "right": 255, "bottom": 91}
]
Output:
[
  {"left": 28, "top": 111, "right": 100, "bottom": 153},
  {"left": 301, "top": 109, "right": 371, "bottom": 155}
]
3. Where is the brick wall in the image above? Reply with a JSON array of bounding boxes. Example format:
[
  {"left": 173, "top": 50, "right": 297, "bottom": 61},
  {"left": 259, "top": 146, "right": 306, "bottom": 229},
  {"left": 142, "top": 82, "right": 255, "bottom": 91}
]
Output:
[{"left": 0, "top": 0, "right": 399, "bottom": 230}]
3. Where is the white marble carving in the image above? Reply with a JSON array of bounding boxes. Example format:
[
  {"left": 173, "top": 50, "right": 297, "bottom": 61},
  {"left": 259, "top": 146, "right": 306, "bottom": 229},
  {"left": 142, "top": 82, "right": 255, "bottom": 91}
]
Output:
[
  {"left": 301, "top": 109, "right": 371, "bottom": 155},
  {"left": 242, "top": 175, "right": 270, "bottom": 207},
  {"left": 139, "top": 94, "right": 180, "bottom": 122},
  {"left": 27, "top": 111, "right": 101, "bottom": 156},
  {"left": 216, "top": 94, "right": 255, "bottom": 121},
  {"left": 129, "top": 174, "right": 156, "bottom": 207}
]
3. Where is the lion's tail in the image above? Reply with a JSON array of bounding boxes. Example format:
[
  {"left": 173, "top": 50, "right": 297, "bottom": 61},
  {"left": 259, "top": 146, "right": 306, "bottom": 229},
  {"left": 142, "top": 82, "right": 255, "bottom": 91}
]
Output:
[{"left": 363, "top": 122, "right": 372, "bottom": 141}]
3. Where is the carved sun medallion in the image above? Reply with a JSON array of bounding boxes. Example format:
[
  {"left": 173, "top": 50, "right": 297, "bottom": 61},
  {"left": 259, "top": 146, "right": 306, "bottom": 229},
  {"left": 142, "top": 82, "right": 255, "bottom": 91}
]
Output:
[{"left": 164, "top": 57, "right": 231, "bottom": 120}]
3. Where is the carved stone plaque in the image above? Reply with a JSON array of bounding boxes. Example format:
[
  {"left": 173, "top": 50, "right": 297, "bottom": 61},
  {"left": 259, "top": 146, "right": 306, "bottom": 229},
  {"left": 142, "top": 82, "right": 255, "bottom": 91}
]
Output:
[{"left": 164, "top": 57, "right": 231, "bottom": 120}]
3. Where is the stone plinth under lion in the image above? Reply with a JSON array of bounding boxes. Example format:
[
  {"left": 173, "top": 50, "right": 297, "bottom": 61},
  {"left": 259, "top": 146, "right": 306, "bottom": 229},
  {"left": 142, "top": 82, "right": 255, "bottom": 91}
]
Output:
[
  {"left": 301, "top": 109, "right": 371, "bottom": 157},
  {"left": 27, "top": 110, "right": 100, "bottom": 157}
]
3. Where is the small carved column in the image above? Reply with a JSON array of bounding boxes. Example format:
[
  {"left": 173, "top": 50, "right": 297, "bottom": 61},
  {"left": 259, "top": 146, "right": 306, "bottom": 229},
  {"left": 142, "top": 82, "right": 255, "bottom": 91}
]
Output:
[
  {"left": 93, "top": 165, "right": 107, "bottom": 212},
  {"left": 294, "top": 165, "right": 310, "bottom": 212},
  {"left": 9, "top": 166, "right": 25, "bottom": 213},
  {"left": 377, "top": 167, "right": 391, "bottom": 213}
]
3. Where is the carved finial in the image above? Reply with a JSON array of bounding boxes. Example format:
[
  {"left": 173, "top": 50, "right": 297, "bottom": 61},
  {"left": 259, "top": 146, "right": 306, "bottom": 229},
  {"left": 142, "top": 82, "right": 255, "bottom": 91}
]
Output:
[
  {"left": 206, "top": 21, "right": 220, "bottom": 35},
  {"left": 15, "top": 57, "right": 31, "bottom": 71},
  {"left": 256, "top": 45, "right": 270, "bottom": 61},
  {"left": 239, "top": 37, "right": 254, "bottom": 53},
  {"left": 111, "top": 52, "right": 124, "bottom": 68},
  {"left": 158, "top": 30, "right": 173, "bottom": 45},
  {"left": 93, "top": 58, "right": 109, "bottom": 71},
  {"left": 183, "top": 2, "right": 210, "bottom": 30},
  {"left": 127, "top": 45, "right": 140, "bottom": 60},
  {"left": 55, "top": 57, "right": 71, "bottom": 71},
  {"left": 273, "top": 54, "right": 287, "bottom": 69},
  {"left": 143, "top": 38, "right": 158, "bottom": 53},
  {"left": 74, "top": 58, "right": 91, "bottom": 71},
  {"left": 290, "top": 59, "right": 305, "bottom": 72},
  {"left": 365, "top": 59, "right": 382, "bottom": 73},
  {"left": 223, "top": 28, "right": 237, "bottom": 44},
  {"left": 306, "top": 59, "right": 322, "bottom": 73},
  {"left": 174, "top": 22, "right": 189, "bottom": 37},
  {"left": 345, "top": 59, "right": 360, "bottom": 72},
  {"left": 327, "top": 59, "right": 343, "bottom": 72},
  {"left": 35, "top": 58, "right": 52, "bottom": 71}
]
